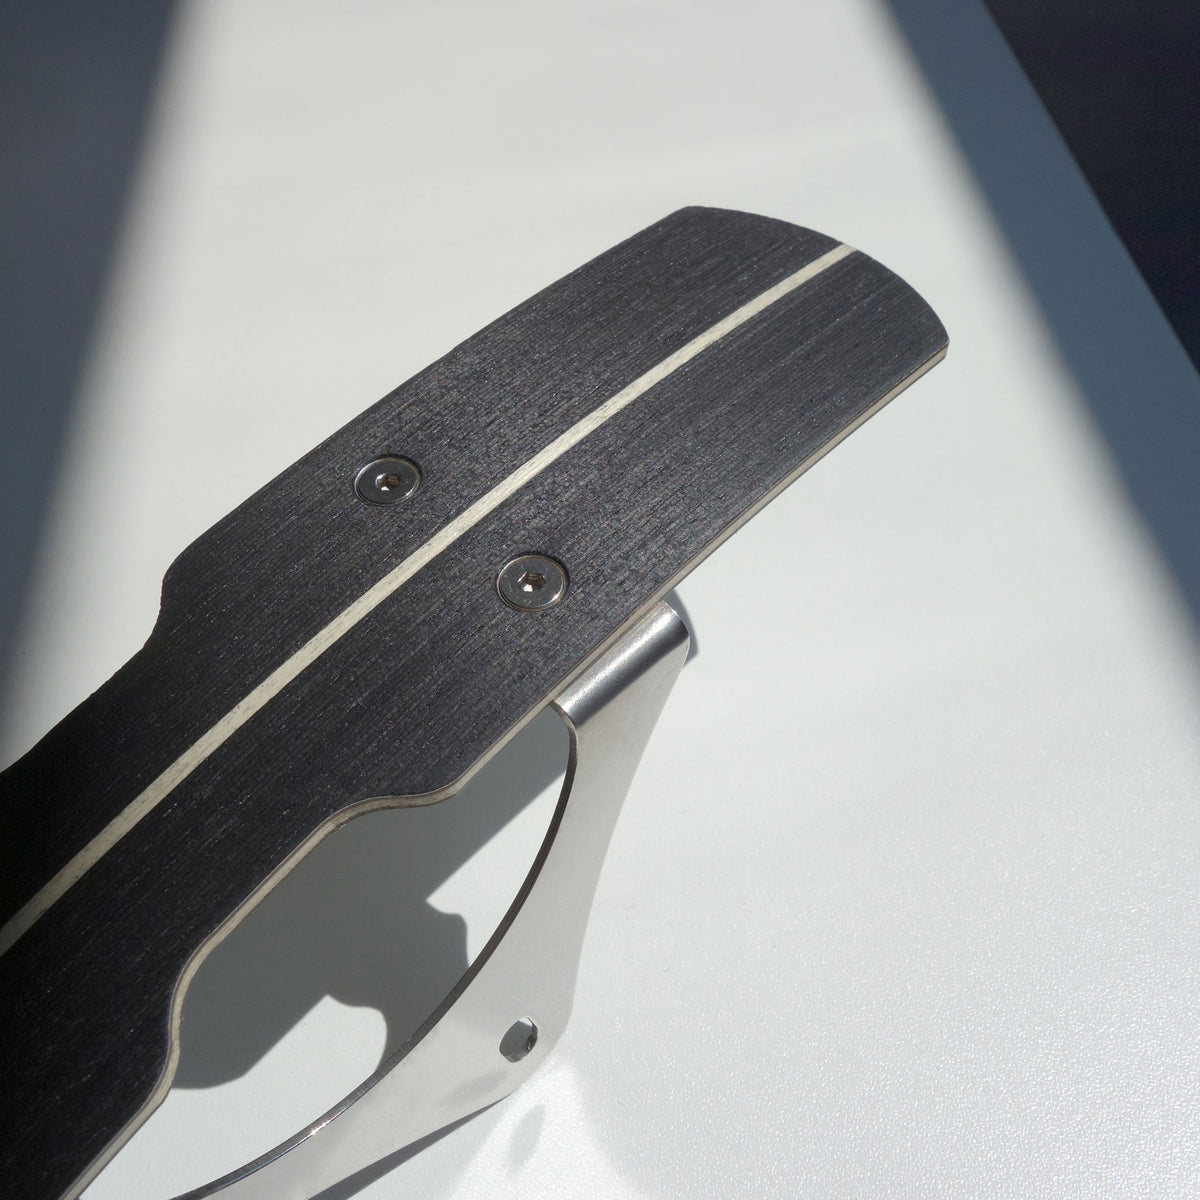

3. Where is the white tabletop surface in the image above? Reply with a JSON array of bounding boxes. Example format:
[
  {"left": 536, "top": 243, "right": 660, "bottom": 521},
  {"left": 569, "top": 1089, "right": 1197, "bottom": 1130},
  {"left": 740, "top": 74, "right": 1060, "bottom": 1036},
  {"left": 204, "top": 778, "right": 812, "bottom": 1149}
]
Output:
[{"left": 4, "top": 1, "right": 1200, "bottom": 1197}]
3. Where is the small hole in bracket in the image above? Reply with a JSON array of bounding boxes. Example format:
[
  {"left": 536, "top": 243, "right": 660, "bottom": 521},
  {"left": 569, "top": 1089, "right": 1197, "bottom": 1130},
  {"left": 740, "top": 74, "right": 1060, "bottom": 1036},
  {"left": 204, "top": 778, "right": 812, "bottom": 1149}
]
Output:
[{"left": 499, "top": 1017, "right": 538, "bottom": 1063}]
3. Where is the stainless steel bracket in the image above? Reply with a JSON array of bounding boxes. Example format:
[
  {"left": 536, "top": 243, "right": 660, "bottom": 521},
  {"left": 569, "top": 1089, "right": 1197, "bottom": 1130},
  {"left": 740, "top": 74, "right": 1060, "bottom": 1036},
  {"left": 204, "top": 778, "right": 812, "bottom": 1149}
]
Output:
[{"left": 188, "top": 601, "right": 690, "bottom": 1199}]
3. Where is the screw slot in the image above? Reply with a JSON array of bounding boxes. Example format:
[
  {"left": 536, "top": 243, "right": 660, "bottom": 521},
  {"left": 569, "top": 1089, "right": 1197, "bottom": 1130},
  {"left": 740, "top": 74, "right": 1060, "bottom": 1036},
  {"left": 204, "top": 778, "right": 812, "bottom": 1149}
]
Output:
[
  {"left": 499, "top": 1017, "right": 538, "bottom": 1063},
  {"left": 497, "top": 555, "right": 568, "bottom": 611},
  {"left": 355, "top": 457, "right": 420, "bottom": 505}
]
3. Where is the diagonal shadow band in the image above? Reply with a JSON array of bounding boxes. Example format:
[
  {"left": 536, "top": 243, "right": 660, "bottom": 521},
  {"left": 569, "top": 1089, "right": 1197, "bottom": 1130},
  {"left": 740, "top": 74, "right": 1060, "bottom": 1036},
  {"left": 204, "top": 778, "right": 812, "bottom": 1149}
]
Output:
[
  {"left": 0, "top": 3, "right": 179, "bottom": 707},
  {"left": 884, "top": 0, "right": 1200, "bottom": 632}
]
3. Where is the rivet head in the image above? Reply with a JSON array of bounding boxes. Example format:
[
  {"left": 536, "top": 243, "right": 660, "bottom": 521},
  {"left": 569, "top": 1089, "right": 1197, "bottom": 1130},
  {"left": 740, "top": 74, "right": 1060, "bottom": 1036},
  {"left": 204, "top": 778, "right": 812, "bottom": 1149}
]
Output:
[
  {"left": 497, "top": 554, "right": 568, "bottom": 611},
  {"left": 499, "top": 1017, "right": 539, "bottom": 1062},
  {"left": 354, "top": 457, "right": 420, "bottom": 505}
]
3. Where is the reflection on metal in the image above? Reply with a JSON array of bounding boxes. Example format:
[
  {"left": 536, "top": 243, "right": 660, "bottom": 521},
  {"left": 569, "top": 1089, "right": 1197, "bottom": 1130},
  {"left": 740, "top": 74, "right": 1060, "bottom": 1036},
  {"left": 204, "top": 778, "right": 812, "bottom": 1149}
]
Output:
[
  {"left": 353, "top": 457, "right": 421, "bottom": 505},
  {"left": 189, "top": 602, "right": 690, "bottom": 1199},
  {"left": 496, "top": 554, "right": 569, "bottom": 611}
]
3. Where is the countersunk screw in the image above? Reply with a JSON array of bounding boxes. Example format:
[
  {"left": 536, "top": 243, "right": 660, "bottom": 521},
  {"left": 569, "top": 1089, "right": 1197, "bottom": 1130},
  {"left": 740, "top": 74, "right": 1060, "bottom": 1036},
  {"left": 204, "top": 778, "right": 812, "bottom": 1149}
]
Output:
[
  {"left": 497, "top": 554, "right": 568, "bottom": 611},
  {"left": 354, "top": 457, "right": 420, "bottom": 505}
]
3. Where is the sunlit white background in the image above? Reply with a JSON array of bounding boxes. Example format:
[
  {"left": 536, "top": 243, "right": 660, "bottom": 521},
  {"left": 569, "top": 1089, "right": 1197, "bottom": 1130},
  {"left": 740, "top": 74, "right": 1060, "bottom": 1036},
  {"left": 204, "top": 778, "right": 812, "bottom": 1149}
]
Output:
[{"left": 4, "top": 1, "right": 1199, "bottom": 1196}]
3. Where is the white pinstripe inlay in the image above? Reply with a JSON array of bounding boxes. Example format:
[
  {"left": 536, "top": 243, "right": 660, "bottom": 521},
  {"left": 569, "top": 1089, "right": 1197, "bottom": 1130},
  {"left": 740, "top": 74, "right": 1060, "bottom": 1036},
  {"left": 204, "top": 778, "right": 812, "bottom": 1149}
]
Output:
[{"left": 0, "top": 242, "right": 853, "bottom": 956}]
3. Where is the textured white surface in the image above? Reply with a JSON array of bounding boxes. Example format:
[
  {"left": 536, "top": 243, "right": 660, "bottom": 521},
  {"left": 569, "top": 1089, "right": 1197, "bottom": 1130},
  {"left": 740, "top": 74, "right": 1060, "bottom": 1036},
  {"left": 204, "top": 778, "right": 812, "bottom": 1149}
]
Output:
[{"left": 4, "top": 0, "right": 1199, "bottom": 1196}]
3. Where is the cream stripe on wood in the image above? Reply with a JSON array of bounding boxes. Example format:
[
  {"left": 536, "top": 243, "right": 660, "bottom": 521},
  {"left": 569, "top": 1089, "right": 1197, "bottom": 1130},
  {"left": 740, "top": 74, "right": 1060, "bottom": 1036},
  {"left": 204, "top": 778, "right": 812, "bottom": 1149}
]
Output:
[{"left": 0, "top": 242, "right": 852, "bottom": 956}]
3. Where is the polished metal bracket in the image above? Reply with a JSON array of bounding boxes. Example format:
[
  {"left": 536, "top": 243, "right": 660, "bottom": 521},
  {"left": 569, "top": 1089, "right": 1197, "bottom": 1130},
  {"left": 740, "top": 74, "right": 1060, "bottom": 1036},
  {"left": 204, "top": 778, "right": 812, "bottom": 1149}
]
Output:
[{"left": 189, "top": 601, "right": 690, "bottom": 1199}]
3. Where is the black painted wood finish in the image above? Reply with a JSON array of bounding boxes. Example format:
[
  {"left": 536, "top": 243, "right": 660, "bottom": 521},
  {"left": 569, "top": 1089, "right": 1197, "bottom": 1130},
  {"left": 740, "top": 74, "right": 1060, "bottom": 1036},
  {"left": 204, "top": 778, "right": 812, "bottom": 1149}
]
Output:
[{"left": 0, "top": 208, "right": 946, "bottom": 1200}]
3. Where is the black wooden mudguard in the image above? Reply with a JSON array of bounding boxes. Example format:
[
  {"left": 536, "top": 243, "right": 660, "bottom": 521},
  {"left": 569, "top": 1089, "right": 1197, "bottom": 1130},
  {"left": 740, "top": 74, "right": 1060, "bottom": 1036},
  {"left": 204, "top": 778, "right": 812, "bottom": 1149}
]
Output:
[{"left": 0, "top": 207, "right": 946, "bottom": 1200}]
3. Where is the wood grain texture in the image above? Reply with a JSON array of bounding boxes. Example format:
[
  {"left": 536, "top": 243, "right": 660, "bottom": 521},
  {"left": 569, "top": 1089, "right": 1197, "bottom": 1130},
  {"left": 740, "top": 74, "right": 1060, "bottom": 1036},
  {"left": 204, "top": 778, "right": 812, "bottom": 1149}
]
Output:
[{"left": 0, "top": 208, "right": 946, "bottom": 1200}]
